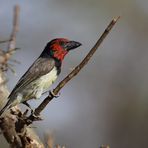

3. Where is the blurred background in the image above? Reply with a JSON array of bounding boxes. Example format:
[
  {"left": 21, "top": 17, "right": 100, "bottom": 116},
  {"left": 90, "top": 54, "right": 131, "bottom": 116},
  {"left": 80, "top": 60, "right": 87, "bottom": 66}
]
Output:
[{"left": 0, "top": 0, "right": 148, "bottom": 147}]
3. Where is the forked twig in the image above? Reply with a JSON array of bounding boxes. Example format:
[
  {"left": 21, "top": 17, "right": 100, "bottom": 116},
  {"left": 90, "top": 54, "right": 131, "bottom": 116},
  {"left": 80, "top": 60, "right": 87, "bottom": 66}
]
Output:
[{"left": 0, "top": 5, "right": 20, "bottom": 67}]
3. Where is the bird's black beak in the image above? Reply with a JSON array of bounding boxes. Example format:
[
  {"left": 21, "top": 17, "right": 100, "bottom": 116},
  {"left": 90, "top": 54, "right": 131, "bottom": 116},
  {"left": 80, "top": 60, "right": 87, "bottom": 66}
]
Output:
[{"left": 66, "top": 41, "right": 82, "bottom": 51}]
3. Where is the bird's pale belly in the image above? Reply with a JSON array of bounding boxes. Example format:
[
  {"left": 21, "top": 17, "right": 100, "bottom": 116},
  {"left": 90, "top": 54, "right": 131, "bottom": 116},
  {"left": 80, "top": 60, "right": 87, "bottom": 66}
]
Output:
[
  {"left": 20, "top": 67, "right": 58, "bottom": 101},
  {"left": 39, "top": 67, "right": 58, "bottom": 91}
]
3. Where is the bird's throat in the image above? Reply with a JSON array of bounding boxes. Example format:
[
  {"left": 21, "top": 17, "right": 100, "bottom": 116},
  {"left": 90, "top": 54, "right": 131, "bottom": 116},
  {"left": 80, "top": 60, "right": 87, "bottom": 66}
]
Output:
[
  {"left": 53, "top": 50, "right": 67, "bottom": 61},
  {"left": 50, "top": 44, "right": 68, "bottom": 61}
]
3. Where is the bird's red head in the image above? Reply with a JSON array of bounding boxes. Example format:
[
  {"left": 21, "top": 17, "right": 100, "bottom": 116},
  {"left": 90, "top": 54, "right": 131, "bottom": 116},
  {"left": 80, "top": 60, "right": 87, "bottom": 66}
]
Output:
[{"left": 42, "top": 38, "right": 82, "bottom": 61}]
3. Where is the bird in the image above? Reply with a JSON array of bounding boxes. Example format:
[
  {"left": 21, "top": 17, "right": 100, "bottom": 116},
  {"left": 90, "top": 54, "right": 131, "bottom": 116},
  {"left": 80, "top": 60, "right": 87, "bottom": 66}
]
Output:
[{"left": 0, "top": 38, "right": 81, "bottom": 116}]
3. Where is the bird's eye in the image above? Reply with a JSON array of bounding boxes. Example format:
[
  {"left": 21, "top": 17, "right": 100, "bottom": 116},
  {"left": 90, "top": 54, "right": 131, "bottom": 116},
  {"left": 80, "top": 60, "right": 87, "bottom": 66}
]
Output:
[{"left": 60, "top": 41, "right": 65, "bottom": 46}]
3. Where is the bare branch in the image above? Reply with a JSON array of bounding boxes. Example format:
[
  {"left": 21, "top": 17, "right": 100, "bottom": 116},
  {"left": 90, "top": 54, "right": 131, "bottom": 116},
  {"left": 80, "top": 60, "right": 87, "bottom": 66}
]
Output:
[
  {"left": 27, "top": 16, "right": 120, "bottom": 123},
  {"left": 0, "top": 39, "right": 10, "bottom": 44},
  {"left": 8, "top": 5, "right": 19, "bottom": 51},
  {"left": 0, "top": 5, "right": 20, "bottom": 68}
]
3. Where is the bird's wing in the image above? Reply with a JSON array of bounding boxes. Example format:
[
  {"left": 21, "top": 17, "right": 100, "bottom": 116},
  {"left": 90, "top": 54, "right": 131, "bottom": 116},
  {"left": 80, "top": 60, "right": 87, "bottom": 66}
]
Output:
[{"left": 9, "top": 57, "right": 56, "bottom": 97}]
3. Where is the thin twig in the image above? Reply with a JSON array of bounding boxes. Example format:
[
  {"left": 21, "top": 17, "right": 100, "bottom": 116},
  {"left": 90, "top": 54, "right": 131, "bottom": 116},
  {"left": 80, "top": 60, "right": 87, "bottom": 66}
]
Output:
[
  {"left": 0, "top": 39, "right": 10, "bottom": 44},
  {"left": 1, "top": 5, "right": 20, "bottom": 65},
  {"left": 27, "top": 16, "right": 120, "bottom": 123},
  {"left": 7, "top": 5, "right": 19, "bottom": 51},
  {"left": 0, "top": 5, "right": 20, "bottom": 72}
]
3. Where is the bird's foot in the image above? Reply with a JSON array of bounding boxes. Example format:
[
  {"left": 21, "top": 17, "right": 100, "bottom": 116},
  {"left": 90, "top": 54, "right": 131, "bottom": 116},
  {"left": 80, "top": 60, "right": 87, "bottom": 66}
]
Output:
[
  {"left": 22, "top": 101, "right": 33, "bottom": 110},
  {"left": 30, "top": 109, "right": 43, "bottom": 121},
  {"left": 23, "top": 109, "right": 29, "bottom": 116},
  {"left": 49, "top": 90, "right": 60, "bottom": 98}
]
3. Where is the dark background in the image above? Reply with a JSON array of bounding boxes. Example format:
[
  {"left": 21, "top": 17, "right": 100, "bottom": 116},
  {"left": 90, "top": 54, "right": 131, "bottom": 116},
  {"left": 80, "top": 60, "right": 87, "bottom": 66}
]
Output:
[{"left": 0, "top": 0, "right": 148, "bottom": 147}]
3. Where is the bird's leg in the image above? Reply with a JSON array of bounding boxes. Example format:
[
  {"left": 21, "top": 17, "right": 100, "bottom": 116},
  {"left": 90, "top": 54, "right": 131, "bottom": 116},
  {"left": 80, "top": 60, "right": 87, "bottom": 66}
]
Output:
[
  {"left": 22, "top": 102, "right": 43, "bottom": 122},
  {"left": 49, "top": 90, "right": 60, "bottom": 98},
  {"left": 30, "top": 109, "right": 43, "bottom": 121},
  {"left": 23, "top": 101, "right": 43, "bottom": 120},
  {"left": 42, "top": 91, "right": 48, "bottom": 95},
  {"left": 22, "top": 101, "right": 34, "bottom": 113},
  {"left": 43, "top": 90, "right": 60, "bottom": 97}
]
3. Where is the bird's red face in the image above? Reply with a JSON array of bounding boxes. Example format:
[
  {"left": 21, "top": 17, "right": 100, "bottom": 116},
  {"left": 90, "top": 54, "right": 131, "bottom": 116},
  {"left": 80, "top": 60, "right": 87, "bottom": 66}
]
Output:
[{"left": 46, "top": 38, "right": 81, "bottom": 61}]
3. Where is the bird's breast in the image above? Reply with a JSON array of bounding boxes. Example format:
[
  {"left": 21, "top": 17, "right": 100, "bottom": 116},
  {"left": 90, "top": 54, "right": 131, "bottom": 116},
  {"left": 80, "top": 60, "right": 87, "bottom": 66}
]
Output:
[
  {"left": 38, "top": 66, "right": 58, "bottom": 91},
  {"left": 17, "top": 67, "right": 58, "bottom": 101}
]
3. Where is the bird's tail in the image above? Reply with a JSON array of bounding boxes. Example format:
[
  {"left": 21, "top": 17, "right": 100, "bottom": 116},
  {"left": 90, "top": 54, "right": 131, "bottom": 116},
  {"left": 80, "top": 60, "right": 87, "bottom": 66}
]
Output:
[{"left": 0, "top": 99, "right": 11, "bottom": 116}]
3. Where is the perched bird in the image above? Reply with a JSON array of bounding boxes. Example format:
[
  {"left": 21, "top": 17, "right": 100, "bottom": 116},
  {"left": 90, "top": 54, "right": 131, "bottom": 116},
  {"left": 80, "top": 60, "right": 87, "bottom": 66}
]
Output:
[{"left": 0, "top": 38, "right": 81, "bottom": 116}]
